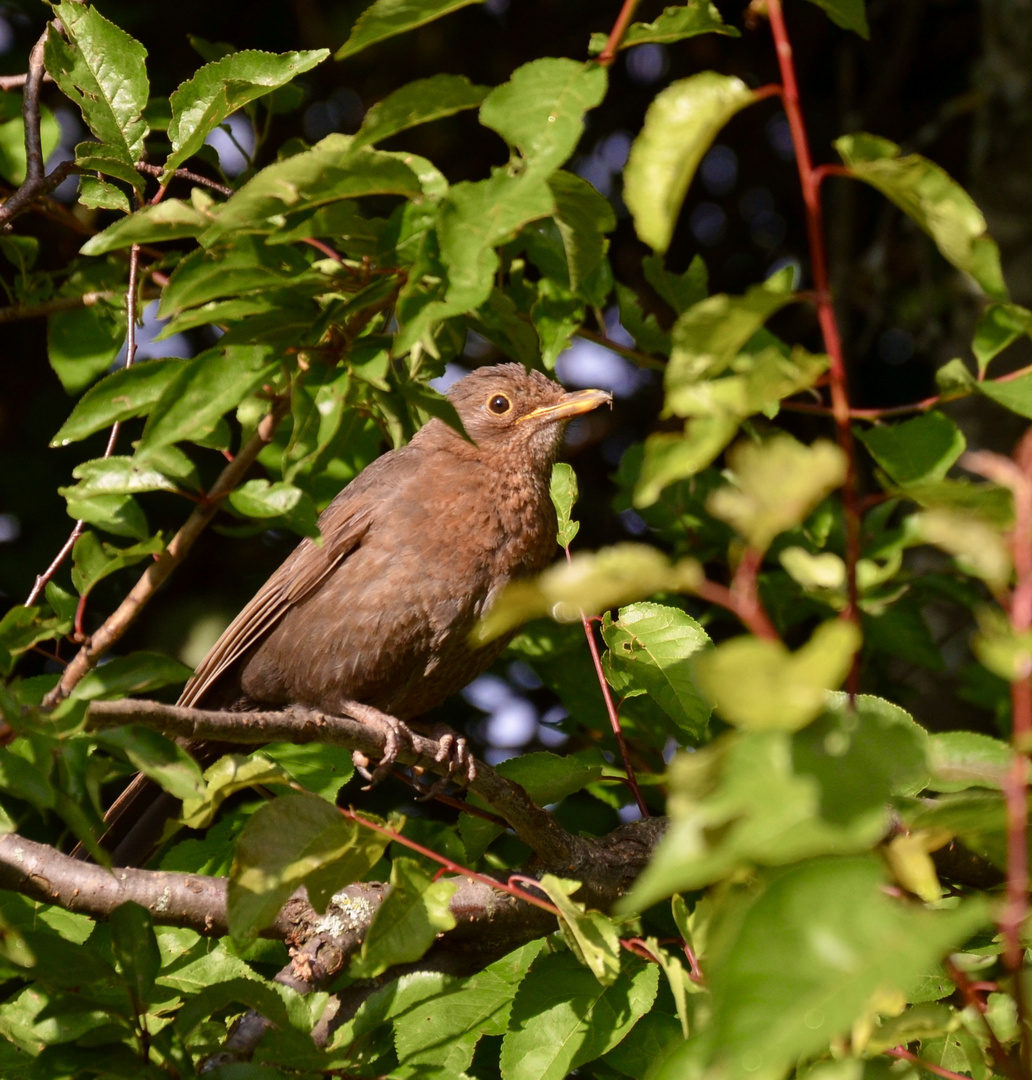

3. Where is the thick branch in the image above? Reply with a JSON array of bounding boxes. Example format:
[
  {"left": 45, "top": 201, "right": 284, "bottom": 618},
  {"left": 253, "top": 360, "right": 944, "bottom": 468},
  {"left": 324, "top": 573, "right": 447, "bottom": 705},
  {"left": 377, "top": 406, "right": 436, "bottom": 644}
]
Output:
[
  {"left": 86, "top": 698, "right": 582, "bottom": 866},
  {"left": 0, "top": 29, "right": 80, "bottom": 229}
]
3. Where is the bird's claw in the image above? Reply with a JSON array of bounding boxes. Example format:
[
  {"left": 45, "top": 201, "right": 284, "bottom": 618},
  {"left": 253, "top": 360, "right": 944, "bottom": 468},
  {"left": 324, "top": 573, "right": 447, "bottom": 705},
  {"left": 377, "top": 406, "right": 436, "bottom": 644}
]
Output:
[
  {"left": 352, "top": 716, "right": 476, "bottom": 797},
  {"left": 413, "top": 731, "right": 477, "bottom": 800}
]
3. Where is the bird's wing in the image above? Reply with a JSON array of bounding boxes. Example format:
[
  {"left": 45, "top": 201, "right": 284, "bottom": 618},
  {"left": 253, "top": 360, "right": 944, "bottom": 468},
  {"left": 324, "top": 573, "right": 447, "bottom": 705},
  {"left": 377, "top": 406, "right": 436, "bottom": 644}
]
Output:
[{"left": 178, "top": 497, "right": 375, "bottom": 707}]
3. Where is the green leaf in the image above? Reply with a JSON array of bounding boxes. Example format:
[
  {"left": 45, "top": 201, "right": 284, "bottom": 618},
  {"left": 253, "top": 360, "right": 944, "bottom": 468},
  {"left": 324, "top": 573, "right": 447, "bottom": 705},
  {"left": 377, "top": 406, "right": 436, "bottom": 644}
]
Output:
[
  {"left": 532, "top": 280, "right": 584, "bottom": 369},
  {"left": 836, "top": 133, "right": 1007, "bottom": 300},
  {"left": 228, "top": 794, "right": 387, "bottom": 939},
  {"left": 335, "top": 0, "right": 484, "bottom": 60},
  {"left": 550, "top": 462, "right": 580, "bottom": 548},
  {"left": 0, "top": 105, "right": 61, "bottom": 185},
  {"left": 79, "top": 199, "right": 212, "bottom": 256},
  {"left": 588, "top": 2, "right": 739, "bottom": 54},
  {"left": 706, "top": 435, "right": 847, "bottom": 553},
  {"left": 157, "top": 234, "right": 317, "bottom": 319},
  {"left": 634, "top": 417, "right": 739, "bottom": 507},
  {"left": 693, "top": 620, "right": 860, "bottom": 732},
  {"left": 350, "top": 857, "right": 457, "bottom": 978},
  {"left": 226, "top": 479, "right": 320, "bottom": 538},
  {"left": 52, "top": 360, "right": 185, "bottom": 447},
  {"left": 972, "top": 302, "right": 1032, "bottom": 374},
  {"left": 0, "top": 607, "right": 68, "bottom": 678},
  {"left": 201, "top": 137, "right": 422, "bottom": 244},
  {"left": 77, "top": 176, "right": 130, "bottom": 213},
  {"left": 625, "top": 73, "right": 758, "bottom": 253},
  {"left": 473, "top": 543, "right": 702, "bottom": 644},
  {"left": 674, "top": 859, "right": 986, "bottom": 1080},
  {"left": 70, "top": 531, "right": 165, "bottom": 599},
  {"left": 803, "top": 0, "right": 870, "bottom": 37},
  {"left": 666, "top": 271, "right": 797, "bottom": 389},
  {"left": 73, "top": 652, "right": 193, "bottom": 700},
  {"left": 260, "top": 743, "right": 355, "bottom": 800},
  {"left": 60, "top": 456, "right": 186, "bottom": 500},
  {"left": 915, "top": 509, "right": 1012, "bottom": 593},
  {"left": 643, "top": 252, "right": 708, "bottom": 315},
  {"left": 47, "top": 297, "right": 126, "bottom": 395},
  {"left": 602, "top": 602, "right": 712, "bottom": 740},
  {"left": 92, "top": 727, "right": 205, "bottom": 802},
  {"left": 927, "top": 730, "right": 1010, "bottom": 792},
  {"left": 64, "top": 491, "right": 149, "bottom": 540},
  {"left": 392, "top": 941, "right": 545, "bottom": 1074},
  {"left": 165, "top": 48, "right": 329, "bottom": 176},
  {"left": 500, "top": 951, "right": 659, "bottom": 1080},
  {"left": 398, "top": 172, "right": 554, "bottom": 347},
  {"left": 352, "top": 74, "right": 488, "bottom": 150},
  {"left": 480, "top": 58, "right": 607, "bottom": 177},
  {"left": 549, "top": 170, "right": 616, "bottom": 293},
  {"left": 44, "top": 2, "right": 149, "bottom": 171},
  {"left": 179, "top": 754, "right": 294, "bottom": 830},
  {"left": 978, "top": 370, "right": 1032, "bottom": 419},
  {"left": 857, "top": 412, "right": 965, "bottom": 486},
  {"left": 622, "top": 696, "right": 929, "bottom": 908},
  {"left": 135, "top": 344, "right": 279, "bottom": 456},
  {"left": 109, "top": 903, "right": 160, "bottom": 1005},
  {"left": 536, "top": 875, "right": 621, "bottom": 985}
]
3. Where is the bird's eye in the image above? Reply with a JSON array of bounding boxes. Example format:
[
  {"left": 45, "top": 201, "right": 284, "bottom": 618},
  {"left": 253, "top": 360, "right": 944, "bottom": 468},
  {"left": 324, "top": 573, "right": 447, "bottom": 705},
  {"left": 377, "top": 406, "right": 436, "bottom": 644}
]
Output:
[{"left": 487, "top": 393, "right": 512, "bottom": 415}]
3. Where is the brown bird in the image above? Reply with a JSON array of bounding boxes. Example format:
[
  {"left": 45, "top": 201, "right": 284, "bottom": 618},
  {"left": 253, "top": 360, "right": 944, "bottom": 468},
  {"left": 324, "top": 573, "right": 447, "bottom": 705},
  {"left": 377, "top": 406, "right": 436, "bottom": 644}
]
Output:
[{"left": 101, "top": 363, "right": 611, "bottom": 864}]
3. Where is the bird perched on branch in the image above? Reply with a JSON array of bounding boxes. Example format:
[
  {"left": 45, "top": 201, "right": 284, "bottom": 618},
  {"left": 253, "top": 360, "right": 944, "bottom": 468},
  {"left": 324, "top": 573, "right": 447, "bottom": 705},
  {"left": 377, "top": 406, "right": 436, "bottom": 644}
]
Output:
[{"left": 101, "top": 363, "right": 611, "bottom": 865}]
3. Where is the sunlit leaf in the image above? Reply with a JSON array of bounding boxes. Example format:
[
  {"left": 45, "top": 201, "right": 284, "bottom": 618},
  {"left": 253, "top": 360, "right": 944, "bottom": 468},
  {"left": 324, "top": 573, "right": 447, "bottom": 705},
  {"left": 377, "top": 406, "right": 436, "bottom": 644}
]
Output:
[
  {"left": 588, "top": 2, "right": 738, "bottom": 55},
  {"left": 625, "top": 73, "right": 757, "bottom": 253}
]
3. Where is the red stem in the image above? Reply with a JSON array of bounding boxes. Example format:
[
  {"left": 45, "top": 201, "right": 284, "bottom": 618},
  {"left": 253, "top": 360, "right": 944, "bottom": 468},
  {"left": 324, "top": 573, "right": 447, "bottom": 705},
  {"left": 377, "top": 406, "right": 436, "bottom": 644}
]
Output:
[
  {"left": 766, "top": 0, "right": 862, "bottom": 683},
  {"left": 596, "top": 0, "right": 642, "bottom": 67},
  {"left": 885, "top": 1046, "right": 981, "bottom": 1080},
  {"left": 340, "top": 809, "right": 560, "bottom": 916}
]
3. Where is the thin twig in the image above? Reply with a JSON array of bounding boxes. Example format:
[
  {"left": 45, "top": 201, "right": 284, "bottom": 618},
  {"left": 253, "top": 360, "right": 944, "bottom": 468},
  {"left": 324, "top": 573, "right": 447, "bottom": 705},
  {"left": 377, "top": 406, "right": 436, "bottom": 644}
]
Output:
[
  {"left": 596, "top": 0, "right": 643, "bottom": 66},
  {"left": 563, "top": 547, "right": 649, "bottom": 817},
  {"left": 29, "top": 245, "right": 142, "bottom": 612},
  {"left": 885, "top": 1046, "right": 982, "bottom": 1080},
  {"left": 0, "top": 290, "right": 125, "bottom": 324},
  {"left": 43, "top": 395, "right": 291, "bottom": 706},
  {"left": 135, "top": 160, "right": 233, "bottom": 198}
]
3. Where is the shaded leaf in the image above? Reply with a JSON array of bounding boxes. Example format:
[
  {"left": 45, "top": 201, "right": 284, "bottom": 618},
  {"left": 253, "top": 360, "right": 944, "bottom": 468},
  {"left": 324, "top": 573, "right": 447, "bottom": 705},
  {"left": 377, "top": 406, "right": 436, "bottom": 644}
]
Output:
[
  {"left": 352, "top": 74, "right": 488, "bottom": 149},
  {"left": 335, "top": 0, "right": 484, "bottom": 60},
  {"left": 836, "top": 133, "right": 1006, "bottom": 300},
  {"left": 857, "top": 412, "right": 965, "bottom": 486},
  {"left": 51, "top": 359, "right": 186, "bottom": 446},
  {"left": 804, "top": 0, "right": 870, "bottom": 37}
]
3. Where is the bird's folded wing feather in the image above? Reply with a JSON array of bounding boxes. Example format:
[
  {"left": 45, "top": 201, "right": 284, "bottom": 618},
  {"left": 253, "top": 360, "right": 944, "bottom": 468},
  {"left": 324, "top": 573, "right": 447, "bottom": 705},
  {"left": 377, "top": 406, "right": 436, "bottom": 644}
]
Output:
[{"left": 178, "top": 500, "right": 375, "bottom": 707}]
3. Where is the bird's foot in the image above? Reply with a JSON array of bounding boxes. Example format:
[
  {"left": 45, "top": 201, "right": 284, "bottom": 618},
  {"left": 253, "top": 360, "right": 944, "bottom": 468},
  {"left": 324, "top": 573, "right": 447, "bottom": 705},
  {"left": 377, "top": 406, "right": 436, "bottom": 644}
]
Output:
[
  {"left": 411, "top": 723, "right": 477, "bottom": 800},
  {"left": 348, "top": 706, "right": 476, "bottom": 796}
]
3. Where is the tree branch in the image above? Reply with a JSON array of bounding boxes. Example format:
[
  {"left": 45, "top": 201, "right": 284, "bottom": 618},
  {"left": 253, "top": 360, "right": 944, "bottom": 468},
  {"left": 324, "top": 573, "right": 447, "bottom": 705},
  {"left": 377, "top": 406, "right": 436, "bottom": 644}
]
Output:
[
  {"left": 0, "top": 27, "right": 81, "bottom": 230},
  {"left": 86, "top": 698, "right": 591, "bottom": 867}
]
